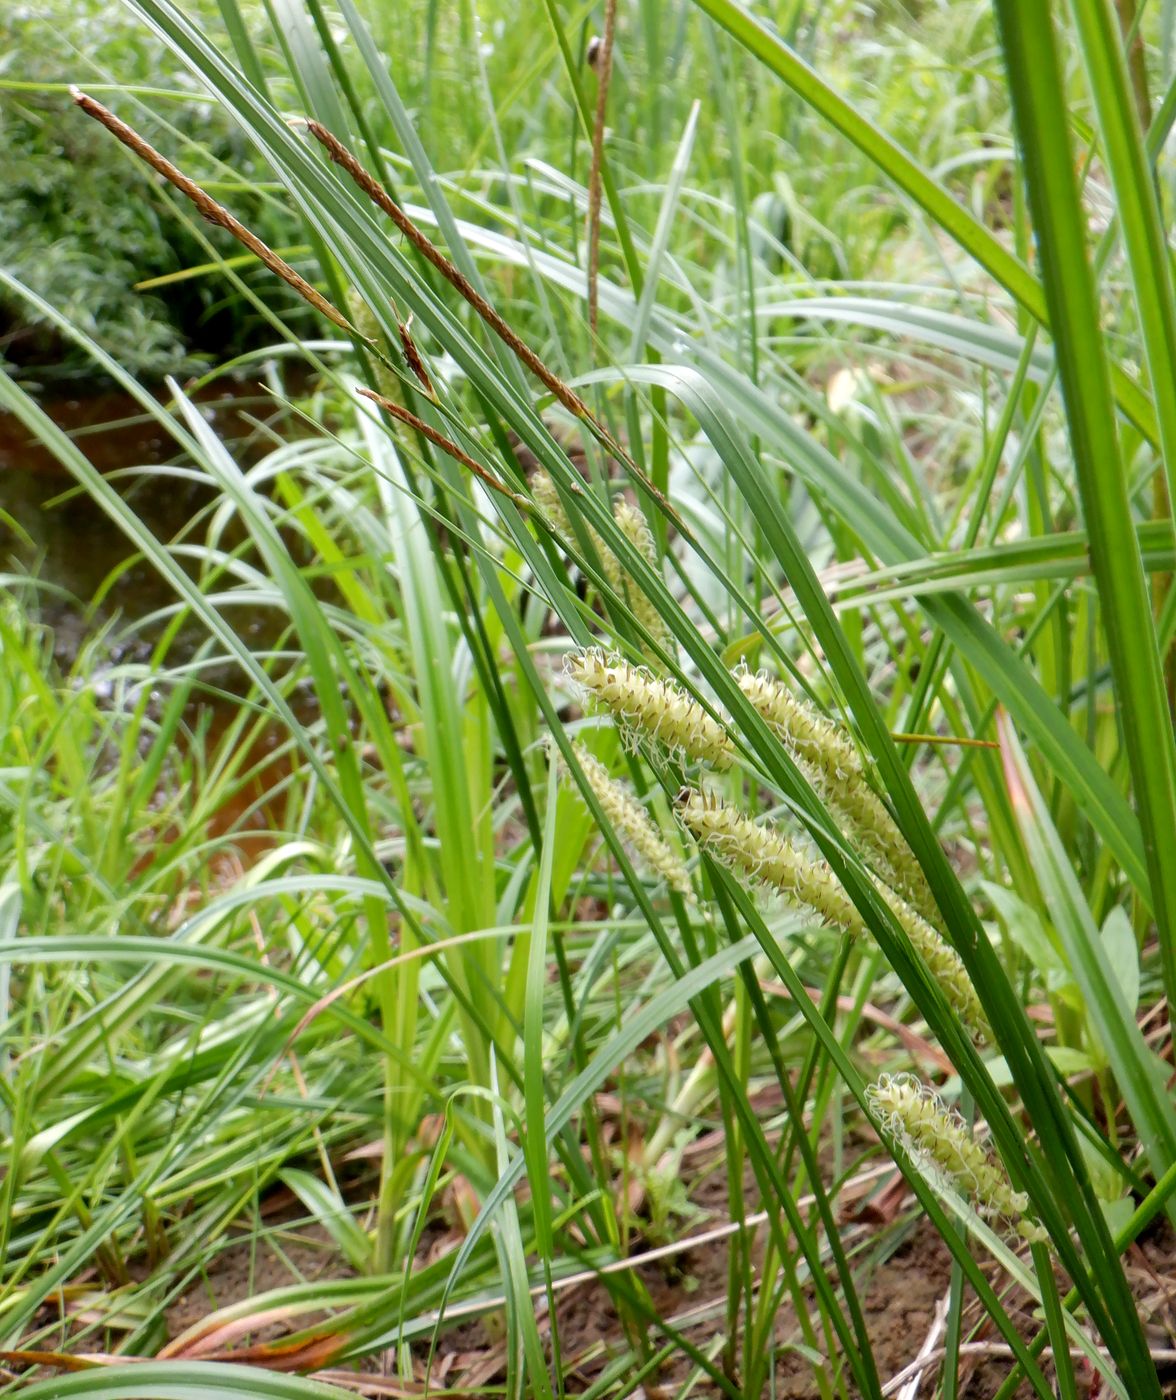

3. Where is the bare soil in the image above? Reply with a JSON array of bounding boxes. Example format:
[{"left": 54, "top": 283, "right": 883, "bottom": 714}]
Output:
[{"left": 145, "top": 1162, "right": 1176, "bottom": 1398}]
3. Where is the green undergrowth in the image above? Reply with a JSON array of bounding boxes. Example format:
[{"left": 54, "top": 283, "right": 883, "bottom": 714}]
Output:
[{"left": 1, "top": 1, "right": 305, "bottom": 381}]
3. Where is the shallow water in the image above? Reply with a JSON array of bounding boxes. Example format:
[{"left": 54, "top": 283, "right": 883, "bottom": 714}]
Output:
[
  {"left": 0, "top": 376, "right": 297, "bottom": 666},
  {"left": 1, "top": 375, "right": 318, "bottom": 851}
]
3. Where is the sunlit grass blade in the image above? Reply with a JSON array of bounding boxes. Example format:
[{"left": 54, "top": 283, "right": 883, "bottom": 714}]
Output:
[{"left": 688, "top": 0, "right": 1157, "bottom": 441}]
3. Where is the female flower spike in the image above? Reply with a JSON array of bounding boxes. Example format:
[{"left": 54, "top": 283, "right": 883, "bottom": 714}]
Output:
[
  {"left": 677, "top": 787, "right": 860, "bottom": 927},
  {"left": 567, "top": 744, "right": 692, "bottom": 897},
  {"left": 867, "top": 1073, "right": 1045, "bottom": 1243},
  {"left": 611, "top": 500, "right": 672, "bottom": 650},
  {"left": 678, "top": 789, "right": 990, "bottom": 1043},
  {"left": 736, "top": 667, "right": 937, "bottom": 922},
  {"left": 567, "top": 650, "right": 734, "bottom": 771},
  {"left": 736, "top": 667, "right": 863, "bottom": 781},
  {"left": 533, "top": 472, "right": 621, "bottom": 598},
  {"left": 536, "top": 474, "right": 670, "bottom": 650}
]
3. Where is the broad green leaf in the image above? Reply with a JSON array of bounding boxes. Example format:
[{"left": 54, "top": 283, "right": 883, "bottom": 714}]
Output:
[{"left": 1100, "top": 907, "right": 1141, "bottom": 1018}]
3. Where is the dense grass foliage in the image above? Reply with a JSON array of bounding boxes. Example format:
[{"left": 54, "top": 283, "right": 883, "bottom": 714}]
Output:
[
  {"left": 3, "top": 0, "right": 1176, "bottom": 1396},
  {"left": 2, "top": 2, "right": 306, "bottom": 379}
]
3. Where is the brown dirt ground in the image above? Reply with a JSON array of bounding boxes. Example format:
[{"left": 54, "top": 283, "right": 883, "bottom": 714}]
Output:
[{"left": 144, "top": 1159, "right": 1176, "bottom": 1399}]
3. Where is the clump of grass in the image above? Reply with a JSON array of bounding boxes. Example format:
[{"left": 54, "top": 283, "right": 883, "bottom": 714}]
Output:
[{"left": 13, "top": 0, "right": 1176, "bottom": 1393}]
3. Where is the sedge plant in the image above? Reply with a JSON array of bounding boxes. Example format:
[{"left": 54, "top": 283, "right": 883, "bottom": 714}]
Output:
[{"left": 2, "top": 0, "right": 1175, "bottom": 1396}]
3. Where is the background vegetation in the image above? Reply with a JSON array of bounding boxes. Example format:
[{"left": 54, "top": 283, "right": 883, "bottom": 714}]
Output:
[{"left": 2, "top": 0, "right": 1175, "bottom": 1396}]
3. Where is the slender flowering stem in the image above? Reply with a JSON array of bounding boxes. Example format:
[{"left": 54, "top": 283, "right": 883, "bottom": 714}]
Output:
[
  {"left": 587, "top": 0, "right": 619, "bottom": 340},
  {"left": 305, "top": 117, "right": 593, "bottom": 423},
  {"left": 301, "top": 120, "right": 687, "bottom": 534},
  {"left": 357, "top": 388, "right": 529, "bottom": 506}
]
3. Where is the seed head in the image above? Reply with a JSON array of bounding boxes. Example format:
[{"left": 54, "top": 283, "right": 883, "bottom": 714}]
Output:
[
  {"left": 889, "top": 887, "right": 991, "bottom": 1043},
  {"left": 678, "top": 790, "right": 989, "bottom": 1043},
  {"left": 612, "top": 499, "right": 657, "bottom": 568},
  {"left": 737, "top": 666, "right": 862, "bottom": 780},
  {"left": 612, "top": 500, "right": 672, "bottom": 650},
  {"left": 532, "top": 472, "right": 620, "bottom": 593},
  {"left": 867, "top": 1073, "right": 1045, "bottom": 1243},
  {"left": 535, "top": 475, "right": 671, "bottom": 651},
  {"left": 736, "top": 667, "right": 938, "bottom": 923},
  {"left": 567, "top": 650, "right": 734, "bottom": 771},
  {"left": 677, "top": 789, "right": 858, "bottom": 928},
  {"left": 568, "top": 744, "right": 692, "bottom": 897}
]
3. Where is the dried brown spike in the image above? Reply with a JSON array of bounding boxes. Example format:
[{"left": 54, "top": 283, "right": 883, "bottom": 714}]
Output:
[
  {"left": 586, "top": 0, "right": 619, "bottom": 339},
  {"left": 398, "top": 316, "right": 435, "bottom": 398},
  {"left": 357, "top": 387, "right": 530, "bottom": 507},
  {"left": 305, "top": 118, "right": 588, "bottom": 420},
  {"left": 71, "top": 88, "right": 357, "bottom": 336},
  {"left": 302, "top": 120, "right": 685, "bottom": 536}
]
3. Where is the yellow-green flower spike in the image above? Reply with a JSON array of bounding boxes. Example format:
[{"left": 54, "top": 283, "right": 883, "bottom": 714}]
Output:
[
  {"left": 567, "top": 650, "right": 734, "bottom": 771},
  {"left": 568, "top": 744, "right": 692, "bottom": 897},
  {"left": 885, "top": 886, "right": 991, "bottom": 1044},
  {"left": 612, "top": 499, "right": 658, "bottom": 568},
  {"left": 531, "top": 468, "right": 569, "bottom": 533},
  {"left": 736, "top": 667, "right": 938, "bottom": 923},
  {"left": 612, "top": 500, "right": 672, "bottom": 651},
  {"left": 737, "top": 666, "right": 862, "bottom": 779},
  {"left": 678, "top": 790, "right": 989, "bottom": 1043},
  {"left": 844, "top": 785, "right": 941, "bottom": 928},
  {"left": 867, "top": 1073, "right": 1046, "bottom": 1244},
  {"left": 677, "top": 789, "right": 859, "bottom": 929},
  {"left": 534, "top": 474, "right": 671, "bottom": 652},
  {"left": 532, "top": 472, "right": 623, "bottom": 596}
]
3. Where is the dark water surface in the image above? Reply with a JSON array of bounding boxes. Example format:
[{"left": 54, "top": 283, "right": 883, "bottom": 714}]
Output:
[
  {"left": 0, "top": 376, "right": 301, "bottom": 665},
  {"left": 1, "top": 375, "right": 320, "bottom": 850}
]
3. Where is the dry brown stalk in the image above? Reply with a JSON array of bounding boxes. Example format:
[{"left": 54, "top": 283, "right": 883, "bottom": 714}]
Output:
[
  {"left": 587, "top": 0, "right": 619, "bottom": 341},
  {"left": 303, "top": 118, "right": 685, "bottom": 533},
  {"left": 356, "top": 387, "right": 531, "bottom": 507},
  {"left": 397, "top": 315, "right": 435, "bottom": 397},
  {"left": 71, "top": 88, "right": 357, "bottom": 336},
  {"left": 76, "top": 87, "right": 683, "bottom": 539},
  {"left": 305, "top": 119, "right": 590, "bottom": 420}
]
